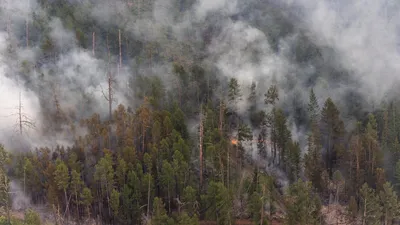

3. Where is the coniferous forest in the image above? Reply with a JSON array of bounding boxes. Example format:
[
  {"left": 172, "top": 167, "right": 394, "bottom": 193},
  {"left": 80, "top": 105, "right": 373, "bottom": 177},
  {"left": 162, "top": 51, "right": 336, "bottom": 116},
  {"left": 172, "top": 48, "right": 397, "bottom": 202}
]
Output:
[{"left": 1, "top": 0, "right": 400, "bottom": 225}]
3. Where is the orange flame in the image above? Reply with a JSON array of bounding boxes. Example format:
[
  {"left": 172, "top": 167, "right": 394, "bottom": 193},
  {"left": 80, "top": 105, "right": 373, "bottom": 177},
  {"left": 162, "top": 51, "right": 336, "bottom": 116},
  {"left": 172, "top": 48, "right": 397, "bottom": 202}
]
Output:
[{"left": 231, "top": 139, "right": 238, "bottom": 145}]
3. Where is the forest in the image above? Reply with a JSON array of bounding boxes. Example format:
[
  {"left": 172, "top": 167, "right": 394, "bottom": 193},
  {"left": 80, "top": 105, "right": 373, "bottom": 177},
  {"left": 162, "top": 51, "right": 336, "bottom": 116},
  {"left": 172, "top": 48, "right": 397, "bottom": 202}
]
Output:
[{"left": 1, "top": 0, "right": 400, "bottom": 225}]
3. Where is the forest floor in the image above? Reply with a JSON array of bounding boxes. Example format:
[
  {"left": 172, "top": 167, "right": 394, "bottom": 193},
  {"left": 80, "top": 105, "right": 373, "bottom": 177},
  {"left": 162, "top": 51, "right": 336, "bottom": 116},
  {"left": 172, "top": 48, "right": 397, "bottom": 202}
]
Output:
[
  {"left": 200, "top": 219, "right": 283, "bottom": 225},
  {"left": 321, "top": 204, "right": 356, "bottom": 225},
  {"left": 8, "top": 204, "right": 352, "bottom": 225}
]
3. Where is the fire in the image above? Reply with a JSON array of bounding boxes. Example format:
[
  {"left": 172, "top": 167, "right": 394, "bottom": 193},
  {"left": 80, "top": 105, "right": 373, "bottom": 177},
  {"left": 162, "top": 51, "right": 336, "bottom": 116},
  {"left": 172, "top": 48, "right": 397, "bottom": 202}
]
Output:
[{"left": 231, "top": 139, "right": 238, "bottom": 145}]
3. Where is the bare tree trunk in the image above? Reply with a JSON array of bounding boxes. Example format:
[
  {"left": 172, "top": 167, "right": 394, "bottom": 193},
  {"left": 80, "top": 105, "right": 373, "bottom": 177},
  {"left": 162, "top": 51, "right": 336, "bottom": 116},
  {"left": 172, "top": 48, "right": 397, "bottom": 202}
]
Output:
[
  {"left": 108, "top": 75, "right": 112, "bottom": 149},
  {"left": 260, "top": 185, "right": 265, "bottom": 225},
  {"left": 92, "top": 31, "right": 95, "bottom": 56},
  {"left": 26, "top": 19, "right": 29, "bottom": 47},
  {"left": 76, "top": 192, "right": 80, "bottom": 225},
  {"left": 64, "top": 189, "right": 70, "bottom": 224},
  {"left": 119, "top": 29, "right": 122, "bottom": 73},
  {"left": 219, "top": 100, "right": 224, "bottom": 134},
  {"left": 199, "top": 104, "right": 204, "bottom": 188},
  {"left": 227, "top": 148, "right": 230, "bottom": 190},
  {"left": 17, "top": 92, "right": 35, "bottom": 135},
  {"left": 23, "top": 167, "right": 26, "bottom": 195},
  {"left": 19, "top": 92, "right": 23, "bottom": 135},
  {"left": 105, "top": 182, "right": 111, "bottom": 221},
  {"left": 102, "top": 35, "right": 113, "bottom": 151},
  {"left": 362, "top": 198, "right": 366, "bottom": 225},
  {"left": 147, "top": 175, "right": 151, "bottom": 217},
  {"left": 6, "top": 0, "right": 11, "bottom": 40},
  {"left": 142, "top": 126, "right": 146, "bottom": 153}
]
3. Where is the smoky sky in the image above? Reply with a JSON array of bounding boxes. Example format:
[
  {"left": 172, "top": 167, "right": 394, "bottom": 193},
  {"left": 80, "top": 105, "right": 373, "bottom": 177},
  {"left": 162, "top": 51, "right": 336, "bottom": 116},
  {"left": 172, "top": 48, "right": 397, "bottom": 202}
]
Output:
[{"left": 0, "top": 0, "right": 399, "bottom": 151}]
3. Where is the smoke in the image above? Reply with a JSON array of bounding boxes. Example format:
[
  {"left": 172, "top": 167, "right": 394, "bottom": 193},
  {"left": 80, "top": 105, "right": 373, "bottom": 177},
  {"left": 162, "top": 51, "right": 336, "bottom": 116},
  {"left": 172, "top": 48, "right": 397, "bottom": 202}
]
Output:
[
  {"left": 0, "top": 0, "right": 399, "bottom": 159},
  {"left": 284, "top": 0, "right": 400, "bottom": 104},
  {"left": 9, "top": 180, "right": 31, "bottom": 211}
]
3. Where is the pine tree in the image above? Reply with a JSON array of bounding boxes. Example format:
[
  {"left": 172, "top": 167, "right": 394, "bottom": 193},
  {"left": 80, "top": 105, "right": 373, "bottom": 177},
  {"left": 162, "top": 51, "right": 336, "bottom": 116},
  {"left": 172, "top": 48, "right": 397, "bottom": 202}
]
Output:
[
  {"left": 308, "top": 88, "right": 319, "bottom": 123},
  {"left": 110, "top": 189, "right": 120, "bottom": 219},
  {"left": 364, "top": 114, "right": 382, "bottom": 183},
  {"left": 287, "top": 141, "right": 301, "bottom": 183},
  {"left": 151, "top": 197, "right": 169, "bottom": 225},
  {"left": 360, "top": 183, "right": 382, "bottom": 225},
  {"left": 332, "top": 170, "right": 344, "bottom": 204},
  {"left": 201, "top": 181, "right": 233, "bottom": 225},
  {"left": 160, "top": 160, "right": 174, "bottom": 213},
  {"left": 379, "top": 182, "right": 399, "bottom": 225},
  {"left": 70, "top": 169, "right": 83, "bottom": 220},
  {"left": 228, "top": 78, "right": 242, "bottom": 109},
  {"left": 285, "top": 179, "right": 321, "bottom": 225},
  {"left": 54, "top": 158, "right": 70, "bottom": 217},
  {"left": 320, "top": 98, "right": 345, "bottom": 177}
]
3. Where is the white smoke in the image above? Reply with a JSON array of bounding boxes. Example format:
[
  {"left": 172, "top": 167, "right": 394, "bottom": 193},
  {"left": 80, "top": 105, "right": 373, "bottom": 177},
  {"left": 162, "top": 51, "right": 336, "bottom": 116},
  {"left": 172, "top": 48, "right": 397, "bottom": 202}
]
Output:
[
  {"left": 0, "top": 0, "right": 399, "bottom": 155},
  {"left": 10, "top": 180, "right": 31, "bottom": 211}
]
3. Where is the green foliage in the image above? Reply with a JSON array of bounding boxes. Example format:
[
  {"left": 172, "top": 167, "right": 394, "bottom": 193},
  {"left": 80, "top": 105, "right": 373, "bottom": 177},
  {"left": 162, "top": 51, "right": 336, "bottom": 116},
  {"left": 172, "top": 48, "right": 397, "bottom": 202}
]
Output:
[
  {"left": 24, "top": 209, "right": 41, "bottom": 225},
  {"left": 379, "top": 182, "right": 399, "bottom": 224},
  {"left": 264, "top": 85, "right": 279, "bottom": 105},
  {"left": 54, "top": 159, "right": 69, "bottom": 192},
  {"left": 395, "top": 160, "right": 400, "bottom": 188},
  {"left": 308, "top": 88, "right": 319, "bottom": 124},
  {"left": 320, "top": 98, "right": 345, "bottom": 177},
  {"left": 152, "top": 197, "right": 169, "bottom": 225},
  {"left": 248, "top": 192, "right": 268, "bottom": 225},
  {"left": 94, "top": 151, "right": 114, "bottom": 193},
  {"left": 182, "top": 186, "right": 198, "bottom": 216},
  {"left": 201, "top": 181, "right": 233, "bottom": 225},
  {"left": 285, "top": 179, "right": 321, "bottom": 225},
  {"left": 110, "top": 189, "right": 120, "bottom": 216},
  {"left": 176, "top": 212, "right": 199, "bottom": 225},
  {"left": 228, "top": 78, "right": 242, "bottom": 106},
  {"left": 360, "top": 183, "right": 382, "bottom": 225},
  {"left": 7, "top": 15, "right": 400, "bottom": 224}
]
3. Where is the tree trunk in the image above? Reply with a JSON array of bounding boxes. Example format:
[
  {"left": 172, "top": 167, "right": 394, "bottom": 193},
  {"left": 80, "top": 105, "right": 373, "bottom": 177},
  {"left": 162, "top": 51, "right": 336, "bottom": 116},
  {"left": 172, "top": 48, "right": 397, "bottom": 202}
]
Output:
[
  {"left": 167, "top": 183, "right": 170, "bottom": 214},
  {"left": 219, "top": 155, "right": 224, "bottom": 184},
  {"left": 362, "top": 198, "right": 366, "bottom": 225},
  {"left": 64, "top": 189, "right": 69, "bottom": 224},
  {"left": 385, "top": 209, "right": 388, "bottom": 225},
  {"left": 92, "top": 31, "right": 95, "bottom": 56},
  {"left": 118, "top": 29, "right": 122, "bottom": 72},
  {"left": 26, "top": 18, "right": 29, "bottom": 47},
  {"left": 105, "top": 182, "right": 111, "bottom": 220},
  {"left": 147, "top": 175, "right": 151, "bottom": 217},
  {"left": 142, "top": 127, "right": 146, "bottom": 153},
  {"left": 219, "top": 100, "right": 224, "bottom": 135},
  {"left": 108, "top": 75, "right": 112, "bottom": 151},
  {"left": 336, "top": 186, "right": 339, "bottom": 204},
  {"left": 261, "top": 186, "right": 265, "bottom": 225},
  {"left": 76, "top": 192, "right": 80, "bottom": 224},
  {"left": 199, "top": 105, "right": 204, "bottom": 188},
  {"left": 227, "top": 148, "right": 230, "bottom": 190}
]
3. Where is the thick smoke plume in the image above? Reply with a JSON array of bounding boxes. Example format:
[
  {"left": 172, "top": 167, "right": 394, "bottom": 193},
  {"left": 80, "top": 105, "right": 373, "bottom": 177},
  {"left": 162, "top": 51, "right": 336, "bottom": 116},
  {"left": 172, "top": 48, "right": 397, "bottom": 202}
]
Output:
[{"left": 0, "top": 0, "right": 399, "bottom": 153}]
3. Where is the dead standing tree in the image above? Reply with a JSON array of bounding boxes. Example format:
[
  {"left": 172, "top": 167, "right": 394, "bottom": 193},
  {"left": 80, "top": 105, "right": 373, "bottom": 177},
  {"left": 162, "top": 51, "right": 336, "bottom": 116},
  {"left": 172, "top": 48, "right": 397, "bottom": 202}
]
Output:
[
  {"left": 4, "top": 3, "right": 36, "bottom": 138},
  {"left": 199, "top": 104, "right": 205, "bottom": 189},
  {"left": 101, "top": 34, "right": 117, "bottom": 151},
  {"left": 15, "top": 92, "right": 36, "bottom": 136},
  {"left": 92, "top": 31, "right": 95, "bottom": 56}
]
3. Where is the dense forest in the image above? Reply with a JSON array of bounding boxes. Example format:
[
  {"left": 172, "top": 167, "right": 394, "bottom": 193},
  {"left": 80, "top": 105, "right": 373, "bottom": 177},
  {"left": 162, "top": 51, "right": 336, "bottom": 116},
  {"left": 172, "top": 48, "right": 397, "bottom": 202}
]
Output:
[{"left": 1, "top": 0, "right": 400, "bottom": 224}]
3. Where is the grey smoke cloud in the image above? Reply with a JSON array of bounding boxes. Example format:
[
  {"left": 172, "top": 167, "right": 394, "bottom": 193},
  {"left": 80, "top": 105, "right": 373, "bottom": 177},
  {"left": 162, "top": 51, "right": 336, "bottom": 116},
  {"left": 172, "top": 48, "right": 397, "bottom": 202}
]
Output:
[
  {"left": 284, "top": 0, "right": 400, "bottom": 104},
  {"left": 0, "top": 0, "right": 399, "bottom": 154}
]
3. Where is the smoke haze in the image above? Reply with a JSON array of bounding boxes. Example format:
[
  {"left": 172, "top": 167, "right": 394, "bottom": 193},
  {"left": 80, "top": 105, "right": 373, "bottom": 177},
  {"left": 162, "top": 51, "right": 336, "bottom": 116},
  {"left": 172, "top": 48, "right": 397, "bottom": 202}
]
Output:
[{"left": 0, "top": 0, "right": 399, "bottom": 152}]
